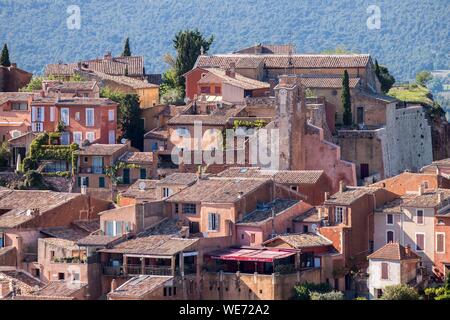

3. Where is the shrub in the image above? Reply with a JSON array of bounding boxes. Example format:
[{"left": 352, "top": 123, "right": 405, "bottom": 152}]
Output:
[
  {"left": 435, "top": 293, "right": 450, "bottom": 300},
  {"left": 310, "top": 291, "right": 344, "bottom": 300},
  {"left": 380, "top": 284, "right": 419, "bottom": 300},
  {"left": 354, "top": 297, "right": 367, "bottom": 300},
  {"left": 294, "top": 282, "right": 333, "bottom": 300}
]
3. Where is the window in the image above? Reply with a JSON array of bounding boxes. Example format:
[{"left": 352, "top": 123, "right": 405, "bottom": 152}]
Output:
[
  {"left": 381, "top": 263, "right": 389, "bottom": 280},
  {"left": 140, "top": 168, "right": 147, "bottom": 179},
  {"left": 303, "top": 225, "right": 309, "bottom": 233},
  {"left": 335, "top": 207, "right": 344, "bottom": 224},
  {"left": 79, "top": 176, "right": 89, "bottom": 187},
  {"left": 108, "top": 130, "right": 116, "bottom": 144},
  {"left": 99, "top": 177, "right": 105, "bottom": 188},
  {"left": 75, "top": 112, "right": 80, "bottom": 121},
  {"left": 241, "top": 234, "right": 245, "bottom": 240},
  {"left": 386, "top": 214, "right": 394, "bottom": 225},
  {"left": 386, "top": 230, "right": 394, "bottom": 243},
  {"left": 163, "top": 188, "right": 172, "bottom": 198},
  {"left": 416, "top": 233, "right": 425, "bottom": 251},
  {"left": 73, "top": 132, "right": 82, "bottom": 146},
  {"left": 208, "top": 213, "right": 220, "bottom": 231},
  {"left": 189, "top": 222, "right": 200, "bottom": 234},
  {"left": 12, "top": 102, "right": 27, "bottom": 111},
  {"left": 58, "top": 273, "right": 65, "bottom": 280},
  {"left": 104, "top": 220, "right": 127, "bottom": 236},
  {"left": 32, "top": 106, "right": 45, "bottom": 122},
  {"left": 61, "top": 132, "right": 70, "bottom": 145},
  {"left": 436, "top": 233, "right": 445, "bottom": 253},
  {"left": 86, "top": 108, "right": 95, "bottom": 126},
  {"left": 250, "top": 233, "right": 256, "bottom": 243},
  {"left": 183, "top": 203, "right": 196, "bottom": 215},
  {"left": 73, "top": 272, "right": 80, "bottom": 282},
  {"left": 84, "top": 157, "right": 88, "bottom": 163},
  {"left": 50, "top": 250, "right": 55, "bottom": 260},
  {"left": 174, "top": 204, "right": 179, "bottom": 214},
  {"left": 48, "top": 106, "right": 55, "bottom": 122},
  {"left": 200, "top": 86, "right": 211, "bottom": 94},
  {"left": 86, "top": 132, "right": 95, "bottom": 143},
  {"left": 290, "top": 185, "right": 298, "bottom": 192},
  {"left": 60, "top": 108, "right": 69, "bottom": 126},
  {"left": 416, "top": 209, "right": 424, "bottom": 225},
  {"left": 108, "top": 110, "right": 115, "bottom": 122}
]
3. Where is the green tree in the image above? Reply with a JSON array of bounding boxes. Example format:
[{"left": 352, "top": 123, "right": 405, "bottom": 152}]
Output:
[
  {"left": 173, "top": 29, "right": 214, "bottom": 90},
  {"left": 380, "top": 284, "right": 419, "bottom": 300},
  {"left": 20, "top": 77, "right": 43, "bottom": 92},
  {"left": 0, "top": 142, "right": 11, "bottom": 168},
  {"left": 375, "top": 60, "right": 396, "bottom": 93},
  {"left": 416, "top": 70, "right": 432, "bottom": 86},
  {"left": 0, "top": 44, "right": 11, "bottom": 67},
  {"left": 310, "top": 291, "right": 344, "bottom": 300},
  {"left": 122, "top": 37, "right": 131, "bottom": 57},
  {"left": 118, "top": 94, "right": 144, "bottom": 150},
  {"left": 342, "top": 70, "right": 352, "bottom": 126}
]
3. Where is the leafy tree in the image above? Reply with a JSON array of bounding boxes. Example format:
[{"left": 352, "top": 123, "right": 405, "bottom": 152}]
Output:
[
  {"left": 122, "top": 37, "right": 131, "bottom": 57},
  {"left": 321, "top": 46, "right": 353, "bottom": 54},
  {"left": 0, "top": 43, "right": 11, "bottom": 67},
  {"left": 380, "top": 284, "right": 419, "bottom": 300},
  {"left": 294, "top": 282, "right": 332, "bottom": 300},
  {"left": 342, "top": 70, "right": 352, "bottom": 126},
  {"left": 375, "top": 60, "right": 396, "bottom": 93},
  {"left": 118, "top": 94, "right": 144, "bottom": 150},
  {"left": 0, "top": 142, "right": 11, "bottom": 168},
  {"left": 416, "top": 70, "right": 432, "bottom": 86},
  {"left": 173, "top": 29, "right": 214, "bottom": 90},
  {"left": 20, "top": 77, "right": 43, "bottom": 92}
]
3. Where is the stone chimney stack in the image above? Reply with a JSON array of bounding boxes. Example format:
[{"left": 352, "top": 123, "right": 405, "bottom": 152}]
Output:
[
  {"left": 339, "top": 180, "right": 346, "bottom": 193},
  {"left": 418, "top": 183, "right": 424, "bottom": 195},
  {"left": 324, "top": 192, "right": 329, "bottom": 201},
  {"left": 225, "top": 62, "right": 236, "bottom": 78},
  {"left": 111, "top": 278, "right": 117, "bottom": 292},
  {"left": 405, "top": 244, "right": 411, "bottom": 255}
]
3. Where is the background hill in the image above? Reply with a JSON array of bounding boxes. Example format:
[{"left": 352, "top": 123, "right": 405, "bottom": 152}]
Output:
[{"left": 0, "top": 0, "right": 448, "bottom": 80}]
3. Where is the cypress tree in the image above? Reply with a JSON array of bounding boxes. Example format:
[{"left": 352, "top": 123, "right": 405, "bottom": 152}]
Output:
[
  {"left": 342, "top": 70, "right": 352, "bottom": 126},
  {"left": 122, "top": 38, "right": 131, "bottom": 57},
  {"left": 0, "top": 44, "right": 11, "bottom": 67}
]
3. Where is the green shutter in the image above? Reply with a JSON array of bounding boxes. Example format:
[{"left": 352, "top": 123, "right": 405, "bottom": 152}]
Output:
[
  {"left": 77, "top": 176, "right": 81, "bottom": 187},
  {"left": 99, "top": 177, "right": 105, "bottom": 188}
]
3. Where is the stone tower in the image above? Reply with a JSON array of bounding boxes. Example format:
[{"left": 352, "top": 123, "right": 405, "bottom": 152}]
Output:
[{"left": 273, "top": 75, "right": 307, "bottom": 170}]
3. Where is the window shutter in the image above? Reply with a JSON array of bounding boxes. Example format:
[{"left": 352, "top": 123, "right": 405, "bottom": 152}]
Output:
[
  {"left": 77, "top": 176, "right": 81, "bottom": 187},
  {"left": 40, "top": 107, "right": 45, "bottom": 121},
  {"left": 381, "top": 263, "right": 389, "bottom": 280},
  {"left": 85, "top": 177, "right": 89, "bottom": 187},
  {"left": 31, "top": 107, "right": 36, "bottom": 121},
  {"left": 216, "top": 214, "right": 220, "bottom": 231},
  {"left": 208, "top": 213, "right": 213, "bottom": 231}
]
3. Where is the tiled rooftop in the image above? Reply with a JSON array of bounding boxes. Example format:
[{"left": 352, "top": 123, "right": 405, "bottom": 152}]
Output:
[
  {"left": 140, "top": 218, "right": 184, "bottom": 236},
  {"left": 167, "top": 178, "right": 269, "bottom": 204},
  {"left": 121, "top": 179, "right": 158, "bottom": 200},
  {"left": 264, "top": 233, "right": 332, "bottom": 249},
  {"left": 55, "top": 97, "right": 117, "bottom": 106},
  {"left": 76, "top": 234, "right": 123, "bottom": 247},
  {"left": 299, "top": 75, "right": 360, "bottom": 89},
  {"left": 367, "top": 242, "right": 420, "bottom": 261},
  {"left": 196, "top": 54, "right": 371, "bottom": 70},
  {"left": 216, "top": 167, "right": 324, "bottom": 184},
  {"left": 293, "top": 207, "right": 321, "bottom": 223},
  {"left": 324, "top": 187, "right": 381, "bottom": 206},
  {"left": 0, "top": 92, "right": 33, "bottom": 105},
  {"left": 92, "top": 71, "right": 158, "bottom": 89},
  {"left": 200, "top": 68, "right": 270, "bottom": 90},
  {"left": 45, "top": 80, "right": 98, "bottom": 92},
  {"left": 76, "top": 143, "right": 127, "bottom": 156},
  {"left": 29, "top": 281, "right": 88, "bottom": 298},
  {"left": 40, "top": 238, "right": 79, "bottom": 250},
  {"left": 157, "top": 173, "right": 198, "bottom": 186},
  {"left": 108, "top": 275, "right": 172, "bottom": 299},
  {"left": 237, "top": 199, "right": 299, "bottom": 224},
  {"left": 101, "top": 235, "right": 198, "bottom": 256},
  {"left": 0, "top": 268, "right": 43, "bottom": 294},
  {"left": 118, "top": 151, "right": 153, "bottom": 164}
]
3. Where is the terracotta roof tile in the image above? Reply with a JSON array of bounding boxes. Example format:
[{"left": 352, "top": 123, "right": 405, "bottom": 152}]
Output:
[
  {"left": 264, "top": 233, "right": 332, "bottom": 249},
  {"left": 237, "top": 199, "right": 299, "bottom": 224},
  {"left": 121, "top": 179, "right": 158, "bottom": 200},
  {"left": 119, "top": 152, "right": 153, "bottom": 164},
  {"left": 157, "top": 173, "right": 198, "bottom": 186},
  {"left": 324, "top": 187, "right": 381, "bottom": 206},
  {"left": 299, "top": 75, "right": 360, "bottom": 89},
  {"left": 108, "top": 275, "right": 172, "bottom": 299},
  {"left": 217, "top": 167, "right": 324, "bottom": 184},
  {"left": 200, "top": 68, "right": 270, "bottom": 90},
  {"left": 77, "top": 144, "right": 127, "bottom": 156},
  {"left": 76, "top": 234, "right": 123, "bottom": 247},
  {"left": 367, "top": 242, "right": 420, "bottom": 261},
  {"left": 29, "top": 281, "right": 87, "bottom": 298}
]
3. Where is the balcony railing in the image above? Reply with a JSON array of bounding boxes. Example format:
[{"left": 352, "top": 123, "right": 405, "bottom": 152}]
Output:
[
  {"left": 102, "top": 264, "right": 196, "bottom": 276},
  {"left": 79, "top": 166, "right": 106, "bottom": 174},
  {"left": 52, "top": 257, "right": 87, "bottom": 264}
]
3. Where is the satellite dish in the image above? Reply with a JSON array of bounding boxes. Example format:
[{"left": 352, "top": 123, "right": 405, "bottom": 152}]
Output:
[
  {"left": 120, "top": 138, "right": 127, "bottom": 144},
  {"left": 138, "top": 181, "right": 146, "bottom": 191},
  {"left": 311, "top": 224, "right": 318, "bottom": 233}
]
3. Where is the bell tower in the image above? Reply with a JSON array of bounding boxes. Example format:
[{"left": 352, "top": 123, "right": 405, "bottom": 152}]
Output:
[{"left": 273, "top": 75, "right": 307, "bottom": 170}]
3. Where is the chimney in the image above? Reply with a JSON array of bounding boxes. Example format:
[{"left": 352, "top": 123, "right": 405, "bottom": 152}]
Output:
[
  {"left": 238, "top": 191, "right": 244, "bottom": 199},
  {"left": 317, "top": 206, "right": 323, "bottom": 220},
  {"left": 436, "top": 166, "right": 441, "bottom": 176},
  {"left": 104, "top": 51, "right": 113, "bottom": 60},
  {"left": 405, "top": 244, "right": 411, "bottom": 255},
  {"left": 225, "top": 62, "right": 236, "bottom": 78},
  {"left": 110, "top": 278, "right": 117, "bottom": 292},
  {"left": 339, "top": 180, "right": 346, "bottom": 193},
  {"left": 324, "top": 192, "right": 329, "bottom": 201},
  {"left": 418, "top": 183, "right": 424, "bottom": 195}
]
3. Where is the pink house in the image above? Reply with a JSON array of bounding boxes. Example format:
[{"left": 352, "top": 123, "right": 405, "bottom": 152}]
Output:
[{"left": 235, "top": 199, "right": 313, "bottom": 246}]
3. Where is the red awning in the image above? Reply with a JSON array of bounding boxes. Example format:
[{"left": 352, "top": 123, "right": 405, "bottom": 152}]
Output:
[{"left": 210, "top": 248, "right": 296, "bottom": 263}]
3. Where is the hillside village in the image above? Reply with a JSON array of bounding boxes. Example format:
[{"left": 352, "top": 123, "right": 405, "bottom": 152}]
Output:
[{"left": 1, "top": 36, "right": 450, "bottom": 301}]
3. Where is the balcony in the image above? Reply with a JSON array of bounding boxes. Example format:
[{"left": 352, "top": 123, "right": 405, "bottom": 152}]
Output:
[
  {"left": 102, "top": 264, "right": 196, "bottom": 277},
  {"left": 79, "top": 166, "right": 106, "bottom": 174},
  {"left": 51, "top": 257, "right": 87, "bottom": 264}
]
